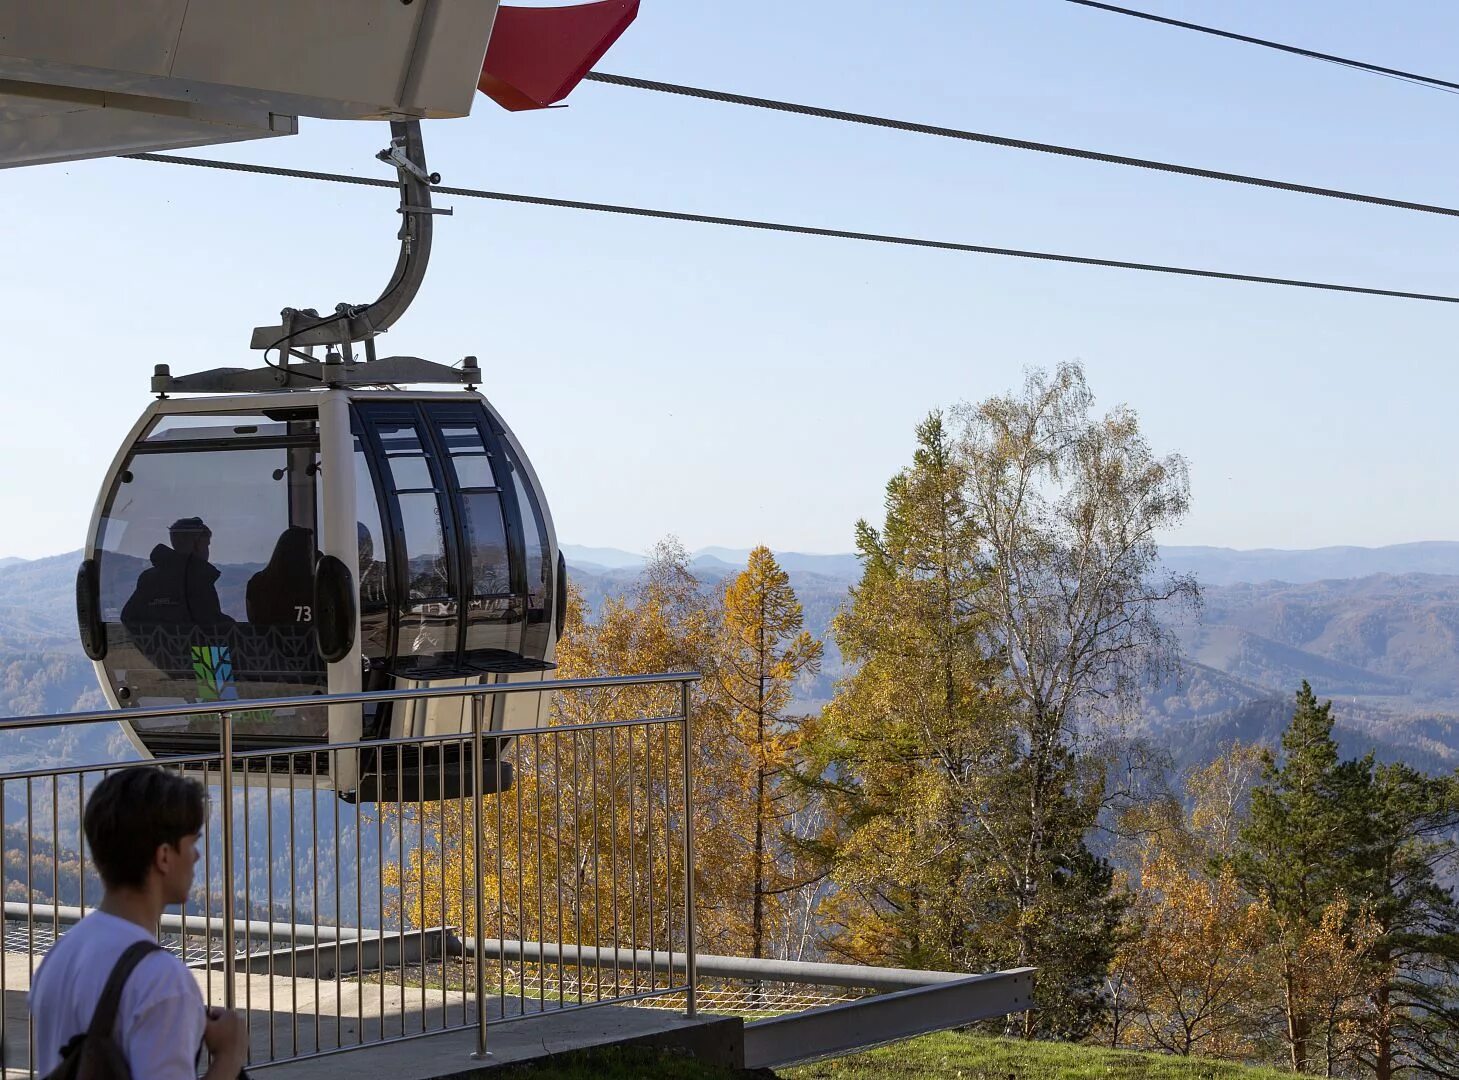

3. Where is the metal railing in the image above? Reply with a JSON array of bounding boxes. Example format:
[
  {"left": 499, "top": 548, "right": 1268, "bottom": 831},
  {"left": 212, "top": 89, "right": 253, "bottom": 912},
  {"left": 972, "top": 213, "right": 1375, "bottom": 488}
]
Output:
[{"left": 0, "top": 672, "right": 701, "bottom": 1075}]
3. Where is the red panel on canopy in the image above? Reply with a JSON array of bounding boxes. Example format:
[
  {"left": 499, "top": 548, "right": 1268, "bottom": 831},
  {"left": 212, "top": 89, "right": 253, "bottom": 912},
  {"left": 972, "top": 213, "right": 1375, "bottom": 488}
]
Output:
[{"left": 478, "top": 0, "right": 639, "bottom": 112}]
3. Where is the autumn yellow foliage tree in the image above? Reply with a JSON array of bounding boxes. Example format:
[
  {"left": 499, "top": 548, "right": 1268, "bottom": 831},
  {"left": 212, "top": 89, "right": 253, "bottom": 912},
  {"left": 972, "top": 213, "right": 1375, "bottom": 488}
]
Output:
[
  {"left": 804, "top": 413, "right": 1012, "bottom": 974},
  {"left": 718, "top": 545, "right": 823, "bottom": 959},
  {"left": 385, "top": 539, "right": 829, "bottom": 978},
  {"left": 1113, "top": 842, "right": 1271, "bottom": 1058},
  {"left": 384, "top": 541, "right": 723, "bottom": 986}
]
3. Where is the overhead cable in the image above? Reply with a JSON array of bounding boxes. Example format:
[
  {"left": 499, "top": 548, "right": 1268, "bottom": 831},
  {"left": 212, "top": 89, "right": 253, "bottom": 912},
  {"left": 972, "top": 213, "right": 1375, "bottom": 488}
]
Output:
[
  {"left": 123, "top": 152, "right": 1459, "bottom": 305},
  {"left": 1061, "top": 0, "right": 1459, "bottom": 94},
  {"left": 581, "top": 72, "right": 1459, "bottom": 219}
]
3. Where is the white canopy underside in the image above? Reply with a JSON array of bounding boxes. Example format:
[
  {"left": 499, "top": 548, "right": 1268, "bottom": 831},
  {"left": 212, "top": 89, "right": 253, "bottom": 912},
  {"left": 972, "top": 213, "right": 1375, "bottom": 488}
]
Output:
[{"left": 0, "top": 0, "right": 496, "bottom": 168}]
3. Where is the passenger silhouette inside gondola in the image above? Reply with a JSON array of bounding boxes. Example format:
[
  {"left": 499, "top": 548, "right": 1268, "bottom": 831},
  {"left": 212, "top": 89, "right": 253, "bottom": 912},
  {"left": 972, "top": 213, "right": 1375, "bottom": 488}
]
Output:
[
  {"left": 121, "top": 516, "right": 232, "bottom": 629},
  {"left": 246, "top": 526, "right": 316, "bottom": 625}
]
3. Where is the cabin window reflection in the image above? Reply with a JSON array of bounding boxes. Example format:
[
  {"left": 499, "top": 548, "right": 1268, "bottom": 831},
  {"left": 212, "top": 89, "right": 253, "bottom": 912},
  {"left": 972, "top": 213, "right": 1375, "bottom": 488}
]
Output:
[
  {"left": 462, "top": 492, "right": 510, "bottom": 596},
  {"left": 95, "top": 430, "right": 326, "bottom": 734},
  {"left": 353, "top": 439, "right": 390, "bottom": 659},
  {"left": 442, "top": 424, "right": 497, "bottom": 489},
  {"left": 398, "top": 492, "right": 451, "bottom": 600}
]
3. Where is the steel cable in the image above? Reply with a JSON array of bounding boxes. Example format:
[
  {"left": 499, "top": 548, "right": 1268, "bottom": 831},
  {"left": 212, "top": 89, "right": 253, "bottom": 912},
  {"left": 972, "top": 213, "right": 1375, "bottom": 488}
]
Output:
[
  {"left": 581, "top": 72, "right": 1459, "bottom": 219},
  {"left": 1061, "top": 0, "right": 1459, "bottom": 95},
  {"left": 124, "top": 152, "right": 1459, "bottom": 304}
]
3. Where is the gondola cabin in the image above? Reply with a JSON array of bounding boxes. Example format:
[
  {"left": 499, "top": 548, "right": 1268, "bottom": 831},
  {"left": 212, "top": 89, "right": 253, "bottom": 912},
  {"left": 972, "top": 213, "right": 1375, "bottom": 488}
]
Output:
[{"left": 76, "top": 388, "right": 565, "bottom": 800}]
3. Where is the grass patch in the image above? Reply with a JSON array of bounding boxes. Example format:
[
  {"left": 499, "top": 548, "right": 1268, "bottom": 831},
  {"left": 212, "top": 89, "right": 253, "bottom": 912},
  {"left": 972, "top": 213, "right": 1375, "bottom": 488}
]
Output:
[{"left": 782, "top": 1031, "right": 1301, "bottom": 1079}]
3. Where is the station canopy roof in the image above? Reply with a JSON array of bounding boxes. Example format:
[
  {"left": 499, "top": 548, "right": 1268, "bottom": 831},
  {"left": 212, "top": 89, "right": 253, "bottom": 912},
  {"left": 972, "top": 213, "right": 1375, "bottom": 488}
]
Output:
[{"left": 0, "top": 0, "right": 637, "bottom": 169}]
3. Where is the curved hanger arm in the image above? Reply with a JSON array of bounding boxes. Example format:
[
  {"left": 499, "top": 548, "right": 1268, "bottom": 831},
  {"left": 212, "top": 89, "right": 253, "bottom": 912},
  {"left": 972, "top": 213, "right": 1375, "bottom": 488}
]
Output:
[{"left": 249, "top": 119, "right": 443, "bottom": 353}]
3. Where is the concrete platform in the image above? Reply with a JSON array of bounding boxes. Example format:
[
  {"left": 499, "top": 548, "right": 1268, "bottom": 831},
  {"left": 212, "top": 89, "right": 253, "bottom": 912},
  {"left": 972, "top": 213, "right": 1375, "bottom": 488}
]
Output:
[
  {"left": 253, "top": 1006, "right": 745, "bottom": 1077},
  {"left": 5, "top": 950, "right": 743, "bottom": 1075}
]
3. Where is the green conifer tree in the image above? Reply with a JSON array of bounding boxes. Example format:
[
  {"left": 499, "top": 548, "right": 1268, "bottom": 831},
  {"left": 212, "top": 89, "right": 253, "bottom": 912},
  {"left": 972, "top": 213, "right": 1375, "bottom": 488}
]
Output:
[
  {"left": 1355, "top": 763, "right": 1459, "bottom": 1080},
  {"left": 1234, "top": 681, "right": 1375, "bottom": 1073}
]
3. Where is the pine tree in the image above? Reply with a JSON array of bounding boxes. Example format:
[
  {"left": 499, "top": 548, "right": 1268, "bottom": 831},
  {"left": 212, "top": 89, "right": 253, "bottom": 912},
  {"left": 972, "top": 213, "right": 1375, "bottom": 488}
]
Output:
[
  {"left": 1354, "top": 764, "right": 1459, "bottom": 1080},
  {"left": 1233, "top": 681, "right": 1375, "bottom": 1073},
  {"left": 718, "top": 545, "right": 823, "bottom": 959}
]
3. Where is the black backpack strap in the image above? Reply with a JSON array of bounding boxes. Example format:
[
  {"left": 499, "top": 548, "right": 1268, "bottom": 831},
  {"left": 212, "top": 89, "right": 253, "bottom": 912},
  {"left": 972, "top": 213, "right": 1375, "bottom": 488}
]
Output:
[{"left": 86, "top": 941, "right": 163, "bottom": 1040}]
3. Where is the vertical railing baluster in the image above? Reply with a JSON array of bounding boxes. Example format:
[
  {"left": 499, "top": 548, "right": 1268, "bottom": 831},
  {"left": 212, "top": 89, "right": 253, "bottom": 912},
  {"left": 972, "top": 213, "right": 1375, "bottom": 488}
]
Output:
[
  {"left": 572, "top": 730, "right": 583, "bottom": 1005},
  {"left": 626, "top": 726, "right": 638, "bottom": 997},
  {"left": 288, "top": 754, "right": 298, "bottom": 1055},
  {"left": 266, "top": 755, "right": 276, "bottom": 1060},
  {"left": 242, "top": 757, "right": 252, "bottom": 1060},
  {"left": 645, "top": 722, "right": 655, "bottom": 995},
  {"left": 535, "top": 732, "right": 546, "bottom": 1012},
  {"left": 354, "top": 757, "right": 363, "bottom": 1046},
  {"left": 395, "top": 749, "right": 406, "bottom": 1037},
  {"left": 417, "top": 738, "right": 426, "bottom": 1033},
  {"left": 220, "top": 711, "right": 237, "bottom": 1014},
  {"left": 333, "top": 750, "right": 343, "bottom": 1049},
  {"left": 26, "top": 772, "right": 36, "bottom": 1079},
  {"left": 331, "top": 753, "right": 338, "bottom": 1044},
  {"left": 202, "top": 760, "right": 212, "bottom": 1007},
  {"left": 493, "top": 731, "right": 506, "bottom": 1019},
  {"left": 554, "top": 731, "right": 565, "bottom": 1008},
  {"left": 440, "top": 738, "right": 450, "bottom": 1032},
  {"left": 662, "top": 722, "right": 673, "bottom": 995},
  {"left": 470, "top": 693, "right": 489, "bottom": 1060},
  {"left": 459, "top": 742, "right": 470, "bottom": 1027},
  {"left": 515, "top": 732, "right": 526, "bottom": 1018},
  {"left": 680, "top": 680, "right": 698, "bottom": 1018},
  {"left": 379, "top": 747, "right": 391, "bottom": 1039},
  {"left": 609, "top": 727, "right": 621, "bottom": 1000},
  {"left": 590, "top": 727, "right": 602, "bottom": 1003},
  {"left": 312, "top": 751, "right": 322, "bottom": 1053}
]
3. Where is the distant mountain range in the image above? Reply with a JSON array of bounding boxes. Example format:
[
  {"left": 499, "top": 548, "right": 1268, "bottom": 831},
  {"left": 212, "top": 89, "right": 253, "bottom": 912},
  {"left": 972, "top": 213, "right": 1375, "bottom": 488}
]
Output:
[
  {"left": 5, "top": 543, "right": 1459, "bottom": 773},
  {"left": 1160, "top": 542, "right": 1459, "bottom": 586},
  {"left": 555, "top": 541, "right": 1459, "bottom": 589},
  {"left": 15, "top": 541, "right": 1459, "bottom": 588},
  {"left": 560, "top": 545, "right": 864, "bottom": 580}
]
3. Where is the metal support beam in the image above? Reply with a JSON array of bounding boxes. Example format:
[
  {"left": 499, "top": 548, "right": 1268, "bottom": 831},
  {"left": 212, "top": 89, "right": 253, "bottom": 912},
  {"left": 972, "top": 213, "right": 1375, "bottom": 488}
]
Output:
[
  {"left": 456, "top": 936, "right": 986, "bottom": 991},
  {"left": 743, "top": 967, "right": 1036, "bottom": 1070}
]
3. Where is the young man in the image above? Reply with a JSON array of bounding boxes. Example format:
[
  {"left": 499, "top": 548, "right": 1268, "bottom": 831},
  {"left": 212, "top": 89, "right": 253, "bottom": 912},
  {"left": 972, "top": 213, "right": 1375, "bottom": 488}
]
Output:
[{"left": 30, "top": 766, "right": 248, "bottom": 1079}]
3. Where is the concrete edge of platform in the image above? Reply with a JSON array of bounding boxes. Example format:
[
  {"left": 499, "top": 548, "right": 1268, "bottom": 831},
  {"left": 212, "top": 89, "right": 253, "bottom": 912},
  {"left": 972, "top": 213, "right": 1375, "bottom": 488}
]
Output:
[{"left": 251, "top": 1006, "right": 746, "bottom": 1078}]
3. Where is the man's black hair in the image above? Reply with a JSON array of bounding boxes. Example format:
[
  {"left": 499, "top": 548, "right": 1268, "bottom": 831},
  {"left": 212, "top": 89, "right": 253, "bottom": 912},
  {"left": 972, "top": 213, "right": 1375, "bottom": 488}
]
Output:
[
  {"left": 84, "top": 767, "right": 206, "bottom": 889},
  {"left": 168, "top": 516, "right": 211, "bottom": 551}
]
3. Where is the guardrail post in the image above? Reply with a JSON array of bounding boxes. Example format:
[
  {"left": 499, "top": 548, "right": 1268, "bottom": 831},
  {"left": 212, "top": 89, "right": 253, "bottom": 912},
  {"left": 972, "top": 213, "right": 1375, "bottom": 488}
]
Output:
[
  {"left": 680, "top": 679, "right": 698, "bottom": 1019},
  {"left": 220, "top": 710, "right": 236, "bottom": 1012},
  {"left": 470, "top": 691, "right": 490, "bottom": 1059}
]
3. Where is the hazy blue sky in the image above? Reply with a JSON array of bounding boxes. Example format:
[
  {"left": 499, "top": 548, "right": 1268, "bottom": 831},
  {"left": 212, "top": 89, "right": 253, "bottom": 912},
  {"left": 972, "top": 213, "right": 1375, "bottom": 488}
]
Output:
[{"left": 4, "top": 1, "right": 1459, "bottom": 559}]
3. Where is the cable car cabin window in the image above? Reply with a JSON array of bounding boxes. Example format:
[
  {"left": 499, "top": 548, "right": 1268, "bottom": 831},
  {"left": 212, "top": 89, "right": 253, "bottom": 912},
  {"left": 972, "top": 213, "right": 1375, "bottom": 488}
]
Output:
[
  {"left": 354, "top": 438, "right": 391, "bottom": 661},
  {"left": 95, "top": 420, "right": 325, "bottom": 743},
  {"left": 462, "top": 492, "right": 510, "bottom": 595},
  {"left": 387, "top": 455, "right": 434, "bottom": 492},
  {"left": 440, "top": 424, "right": 498, "bottom": 489},
  {"left": 369, "top": 414, "right": 460, "bottom": 672},
  {"left": 398, "top": 493, "right": 451, "bottom": 599},
  {"left": 498, "top": 436, "right": 553, "bottom": 660}
]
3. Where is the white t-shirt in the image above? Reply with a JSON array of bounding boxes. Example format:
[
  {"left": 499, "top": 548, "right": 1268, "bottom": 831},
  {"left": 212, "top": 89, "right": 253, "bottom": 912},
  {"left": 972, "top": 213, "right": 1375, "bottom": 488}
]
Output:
[{"left": 30, "top": 911, "right": 206, "bottom": 1079}]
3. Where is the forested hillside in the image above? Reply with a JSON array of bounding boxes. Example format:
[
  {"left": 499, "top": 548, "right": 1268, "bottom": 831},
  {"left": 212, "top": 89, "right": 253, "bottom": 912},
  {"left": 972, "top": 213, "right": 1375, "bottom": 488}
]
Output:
[{"left": 5, "top": 548, "right": 1459, "bottom": 770}]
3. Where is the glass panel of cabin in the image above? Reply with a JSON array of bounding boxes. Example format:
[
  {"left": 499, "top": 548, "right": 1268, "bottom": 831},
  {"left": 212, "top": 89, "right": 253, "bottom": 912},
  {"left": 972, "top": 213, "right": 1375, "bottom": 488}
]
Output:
[{"left": 95, "top": 413, "right": 326, "bottom": 744}]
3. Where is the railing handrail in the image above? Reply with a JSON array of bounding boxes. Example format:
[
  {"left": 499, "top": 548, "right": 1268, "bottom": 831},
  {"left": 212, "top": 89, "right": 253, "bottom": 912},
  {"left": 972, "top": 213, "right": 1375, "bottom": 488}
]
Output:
[
  {"left": 0, "top": 670, "right": 703, "bottom": 733},
  {"left": 0, "top": 712, "right": 690, "bottom": 783},
  {"left": 1, "top": 903, "right": 985, "bottom": 992}
]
